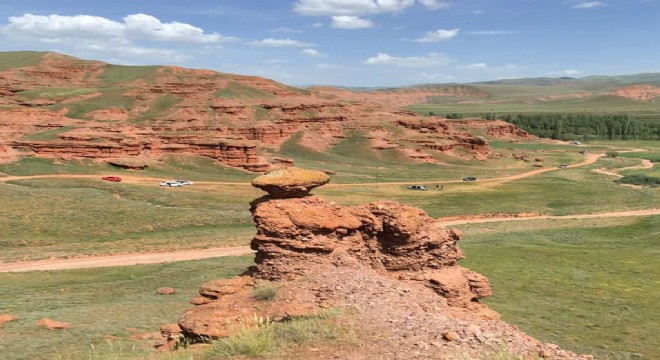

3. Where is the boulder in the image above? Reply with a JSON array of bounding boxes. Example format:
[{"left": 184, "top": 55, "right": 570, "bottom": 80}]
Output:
[{"left": 251, "top": 167, "right": 330, "bottom": 198}]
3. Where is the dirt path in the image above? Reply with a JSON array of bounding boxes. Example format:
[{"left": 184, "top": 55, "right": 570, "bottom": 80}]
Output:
[
  {"left": 2, "top": 208, "right": 658, "bottom": 273},
  {"left": 0, "top": 173, "right": 248, "bottom": 186},
  {"left": 0, "top": 153, "right": 606, "bottom": 188},
  {"left": 436, "top": 208, "right": 660, "bottom": 226},
  {"left": 0, "top": 246, "right": 253, "bottom": 273},
  {"left": 592, "top": 158, "right": 654, "bottom": 179}
]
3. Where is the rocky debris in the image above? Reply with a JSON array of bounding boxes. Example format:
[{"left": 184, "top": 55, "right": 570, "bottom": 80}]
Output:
[
  {"left": 0, "top": 314, "right": 17, "bottom": 327},
  {"left": 156, "top": 287, "right": 177, "bottom": 295},
  {"left": 251, "top": 167, "right": 330, "bottom": 198},
  {"left": 36, "top": 318, "right": 70, "bottom": 330},
  {"left": 163, "top": 169, "right": 591, "bottom": 359},
  {"left": 157, "top": 323, "right": 184, "bottom": 350}
]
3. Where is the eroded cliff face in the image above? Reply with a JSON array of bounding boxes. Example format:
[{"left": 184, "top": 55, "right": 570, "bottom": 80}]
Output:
[
  {"left": 163, "top": 169, "right": 592, "bottom": 360},
  {"left": 0, "top": 52, "right": 530, "bottom": 170}
]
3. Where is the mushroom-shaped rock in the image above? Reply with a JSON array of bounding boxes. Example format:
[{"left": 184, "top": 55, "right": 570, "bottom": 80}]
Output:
[{"left": 252, "top": 167, "right": 330, "bottom": 198}]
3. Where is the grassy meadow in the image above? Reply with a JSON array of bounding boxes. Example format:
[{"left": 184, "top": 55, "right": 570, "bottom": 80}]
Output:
[
  {"left": 459, "top": 216, "right": 660, "bottom": 360},
  {"left": 0, "top": 138, "right": 658, "bottom": 359}
]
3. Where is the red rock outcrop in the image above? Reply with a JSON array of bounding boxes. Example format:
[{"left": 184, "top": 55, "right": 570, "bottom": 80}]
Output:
[
  {"left": 611, "top": 84, "right": 660, "bottom": 101},
  {"left": 167, "top": 170, "right": 591, "bottom": 360}
]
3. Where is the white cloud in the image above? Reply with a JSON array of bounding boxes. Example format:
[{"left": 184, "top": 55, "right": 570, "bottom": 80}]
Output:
[
  {"left": 312, "top": 22, "right": 324, "bottom": 28},
  {"left": 272, "top": 26, "right": 303, "bottom": 33},
  {"left": 122, "top": 14, "right": 234, "bottom": 43},
  {"left": 468, "top": 30, "right": 517, "bottom": 35},
  {"left": 0, "top": 13, "right": 235, "bottom": 63},
  {"left": 418, "top": 0, "right": 450, "bottom": 10},
  {"left": 363, "top": 52, "right": 451, "bottom": 68},
  {"left": 266, "top": 59, "right": 289, "bottom": 64},
  {"left": 248, "top": 38, "right": 316, "bottom": 47},
  {"left": 331, "top": 15, "right": 374, "bottom": 29},
  {"left": 572, "top": 1, "right": 605, "bottom": 8},
  {"left": 294, "top": 0, "right": 416, "bottom": 16},
  {"left": 414, "top": 28, "right": 459, "bottom": 42},
  {"left": 460, "top": 63, "right": 487, "bottom": 69},
  {"left": 2, "top": 13, "right": 236, "bottom": 44},
  {"left": 301, "top": 48, "right": 323, "bottom": 57}
]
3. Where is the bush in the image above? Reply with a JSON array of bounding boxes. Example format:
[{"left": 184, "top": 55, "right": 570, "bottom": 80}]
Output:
[{"left": 616, "top": 175, "right": 660, "bottom": 187}]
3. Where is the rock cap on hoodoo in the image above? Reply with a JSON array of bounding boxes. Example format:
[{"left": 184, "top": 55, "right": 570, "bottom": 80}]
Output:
[{"left": 252, "top": 167, "right": 330, "bottom": 198}]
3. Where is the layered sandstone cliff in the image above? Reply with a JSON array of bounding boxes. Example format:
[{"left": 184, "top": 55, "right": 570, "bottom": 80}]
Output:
[{"left": 0, "top": 52, "right": 531, "bottom": 170}]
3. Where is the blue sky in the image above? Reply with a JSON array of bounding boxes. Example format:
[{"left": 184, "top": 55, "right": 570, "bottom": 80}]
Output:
[{"left": 0, "top": 0, "right": 658, "bottom": 86}]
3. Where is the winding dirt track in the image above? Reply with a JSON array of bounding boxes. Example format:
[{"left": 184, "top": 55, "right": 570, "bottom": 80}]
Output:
[
  {"left": 0, "top": 246, "right": 254, "bottom": 273},
  {"left": 436, "top": 208, "right": 660, "bottom": 226},
  {"left": 0, "top": 152, "right": 605, "bottom": 187},
  {"left": 1, "top": 152, "right": 656, "bottom": 273}
]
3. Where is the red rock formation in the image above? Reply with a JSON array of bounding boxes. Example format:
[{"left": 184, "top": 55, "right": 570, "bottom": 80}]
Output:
[
  {"left": 166, "top": 173, "right": 592, "bottom": 359},
  {"left": 611, "top": 84, "right": 660, "bottom": 101},
  {"left": 0, "top": 52, "right": 532, "bottom": 171}
]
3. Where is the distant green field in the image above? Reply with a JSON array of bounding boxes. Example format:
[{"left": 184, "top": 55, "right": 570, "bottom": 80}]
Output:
[
  {"left": 409, "top": 96, "right": 660, "bottom": 118},
  {"left": 460, "top": 216, "right": 660, "bottom": 360}
]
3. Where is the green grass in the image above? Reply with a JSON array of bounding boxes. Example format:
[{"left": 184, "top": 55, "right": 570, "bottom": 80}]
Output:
[
  {"left": 0, "top": 178, "right": 256, "bottom": 261},
  {"left": 54, "top": 89, "right": 135, "bottom": 119},
  {"left": 0, "top": 51, "right": 45, "bottom": 71},
  {"left": 0, "top": 256, "right": 253, "bottom": 360},
  {"left": 20, "top": 127, "right": 74, "bottom": 141},
  {"left": 134, "top": 94, "right": 183, "bottom": 123},
  {"left": 98, "top": 65, "right": 162, "bottom": 84},
  {"left": 17, "top": 87, "right": 99, "bottom": 101},
  {"left": 214, "top": 81, "right": 274, "bottom": 99},
  {"left": 205, "top": 311, "right": 359, "bottom": 359},
  {"left": 459, "top": 216, "right": 660, "bottom": 360}
]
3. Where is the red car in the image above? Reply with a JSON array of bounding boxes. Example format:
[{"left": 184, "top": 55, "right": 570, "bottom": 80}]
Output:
[{"left": 101, "top": 176, "right": 122, "bottom": 182}]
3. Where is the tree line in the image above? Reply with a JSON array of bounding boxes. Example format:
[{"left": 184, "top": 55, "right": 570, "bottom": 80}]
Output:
[
  {"left": 499, "top": 113, "right": 660, "bottom": 140},
  {"left": 426, "top": 111, "right": 660, "bottom": 140}
]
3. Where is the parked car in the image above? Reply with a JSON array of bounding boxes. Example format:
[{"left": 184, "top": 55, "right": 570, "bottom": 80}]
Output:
[
  {"left": 558, "top": 164, "right": 568, "bottom": 169},
  {"left": 462, "top": 177, "right": 477, "bottom": 181},
  {"left": 406, "top": 185, "right": 428, "bottom": 190},
  {"left": 174, "top": 180, "right": 193, "bottom": 185},
  {"left": 101, "top": 176, "right": 122, "bottom": 182},
  {"left": 160, "top": 181, "right": 183, "bottom": 187}
]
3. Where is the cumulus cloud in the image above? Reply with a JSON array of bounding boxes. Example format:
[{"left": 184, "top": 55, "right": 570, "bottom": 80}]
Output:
[
  {"left": 2, "top": 13, "right": 236, "bottom": 44},
  {"left": 418, "top": 0, "right": 450, "bottom": 10},
  {"left": 301, "top": 48, "right": 322, "bottom": 56},
  {"left": 414, "top": 28, "right": 459, "bottom": 42},
  {"left": 363, "top": 52, "right": 451, "bottom": 68},
  {"left": 294, "top": 0, "right": 416, "bottom": 16},
  {"left": 248, "top": 38, "right": 316, "bottom": 47},
  {"left": 0, "top": 13, "right": 236, "bottom": 63},
  {"left": 572, "top": 1, "right": 605, "bottom": 8},
  {"left": 331, "top": 15, "right": 374, "bottom": 29}
]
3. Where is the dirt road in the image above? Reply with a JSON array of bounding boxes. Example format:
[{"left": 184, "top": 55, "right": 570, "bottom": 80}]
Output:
[
  {"left": 0, "top": 153, "right": 607, "bottom": 188},
  {"left": 2, "top": 208, "right": 658, "bottom": 273},
  {"left": 0, "top": 246, "right": 253, "bottom": 273},
  {"left": 436, "top": 208, "right": 660, "bottom": 226}
]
